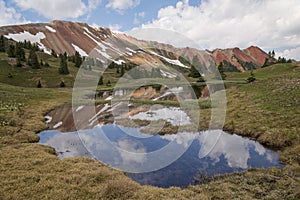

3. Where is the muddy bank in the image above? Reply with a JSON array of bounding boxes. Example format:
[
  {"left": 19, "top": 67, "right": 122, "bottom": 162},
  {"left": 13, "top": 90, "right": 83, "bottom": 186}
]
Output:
[
  {"left": 45, "top": 103, "right": 153, "bottom": 132},
  {"left": 45, "top": 104, "right": 113, "bottom": 132},
  {"left": 44, "top": 102, "right": 198, "bottom": 135},
  {"left": 97, "top": 84, "right": 208, "bottom": 102}
]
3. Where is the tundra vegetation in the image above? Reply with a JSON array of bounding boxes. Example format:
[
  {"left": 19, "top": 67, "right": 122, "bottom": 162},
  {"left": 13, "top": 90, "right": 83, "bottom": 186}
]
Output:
[{"left": 0, "top": 39, "right": 299, "bottom": 199}]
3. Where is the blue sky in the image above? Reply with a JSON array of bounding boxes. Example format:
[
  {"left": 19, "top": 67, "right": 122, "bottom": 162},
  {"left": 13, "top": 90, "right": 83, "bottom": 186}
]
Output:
[
  {"left": 3, "top": 0, "right": 199, "bottom": 31},
  {"left": 1, "top": 0, "right": 300, "bottom": 60}
]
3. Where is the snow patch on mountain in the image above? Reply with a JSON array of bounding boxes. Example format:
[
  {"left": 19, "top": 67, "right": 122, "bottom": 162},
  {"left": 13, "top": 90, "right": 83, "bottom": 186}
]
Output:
[
  {"left": 72, "top": 43, "right": 88, "bottom": 57},
  {"left": 5, "top": 31, "right": 46, "bottom": 43},
  {"left": 83, "top": 32, "right": 109, "bottom": 54},
  {"left": 39, "top": 43, "right": 51, "bottom": 54},
  {"left": 45, "top": 26, "right": 56, "bottom": 33},
  {"left": 83, "top": 27, "right": 93, "bottom": 36},
  {"left": 126, "top": 47, "right": 137, "bottom": 53},
  {"left": 150, "top": 50, "right": 190, "bottom": 69},
  {"left": 95, "top": 48, "right": 112, "bottom": 60},
  {"left": 114, "top": 60, "right": 125, "bottom": 65},
  {"left": 5, "top": 31, "right": 51, "bottom": 54},
  {"left": 102, "top": 41, "right": 124, "bottom": 56}
]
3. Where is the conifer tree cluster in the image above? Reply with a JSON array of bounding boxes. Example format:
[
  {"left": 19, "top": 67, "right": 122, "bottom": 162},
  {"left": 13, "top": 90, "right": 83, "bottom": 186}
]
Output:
[
  {"left": 1, "top": 36, "right": 44, "bottom": 68},
  {"left": 27, "top": 49, "right": 40, "bottom": 69},
  {"left": 215, "top": 62, "right": 226, "bottom": 80},
  {"left": 58, "top": 52, "right": 69, "bottom": 75},
  {"left": 0, "top": 35, "right": 5, "bottom": 52}
]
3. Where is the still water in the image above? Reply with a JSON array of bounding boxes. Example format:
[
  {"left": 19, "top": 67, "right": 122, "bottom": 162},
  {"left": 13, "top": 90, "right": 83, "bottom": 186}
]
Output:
[{"left": 39, "top": 125, "right": 282, "bottom": 188}]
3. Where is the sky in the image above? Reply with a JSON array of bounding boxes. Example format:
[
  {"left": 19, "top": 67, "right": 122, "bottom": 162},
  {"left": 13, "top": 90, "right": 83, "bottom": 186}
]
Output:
[{"left": 1, "top": 0, "right": 300, "bottom": 60}]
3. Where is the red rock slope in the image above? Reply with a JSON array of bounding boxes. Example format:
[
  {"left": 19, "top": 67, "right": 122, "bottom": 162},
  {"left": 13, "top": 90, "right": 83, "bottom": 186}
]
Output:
[{"left": 0, "top": 20, "right": 272, "bottom": 72}]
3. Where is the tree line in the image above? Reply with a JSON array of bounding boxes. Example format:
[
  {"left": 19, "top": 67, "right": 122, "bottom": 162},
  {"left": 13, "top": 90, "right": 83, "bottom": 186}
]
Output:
[{"left": 0, "top": 35, "right": 85, "bottom": 75}]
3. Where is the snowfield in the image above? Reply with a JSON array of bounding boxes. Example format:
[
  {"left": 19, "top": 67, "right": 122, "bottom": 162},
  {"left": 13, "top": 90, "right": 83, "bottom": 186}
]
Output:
[
  {"left": 45, "top": 26, "right": 56, "bottom": 33},
  {"left": 5, "top": 31, "right": 51, "bottom": 54},
  {"left": 72, "top": 43, "right": 88, "bottom": 57},
  {"left": 149, "top": 50, "right": 190, "bottom": 69},
  {"left": 5, "top": 31, "right": 46, "bottom": 43}
]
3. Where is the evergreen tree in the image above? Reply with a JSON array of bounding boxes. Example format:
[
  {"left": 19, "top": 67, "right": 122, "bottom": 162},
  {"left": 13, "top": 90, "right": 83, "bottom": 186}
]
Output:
[
  {"left": 28, "top": 49, "right": 40, "bottom": 69},
  {"left": 120, "top": 66, "right": 125, "bottom": 77},
  {"left": 0, "top": 35, "right": 5, "bottom": 52},
  {"left": 98, "top": 76, "right": 103, "bottom": 85},
  {"left": 31, "top": 44, "right": 39, "bottom": 52},
  {"left": 106, "top": 80, "right": 111, "bottom": 86},
  {"left": 58, "top": 53, "right": 69, "bottom": 75},
  {"left": 15, "top": 42, "right": 25, "bottom": 67},
  {"left": 23, "top": 40, "right": 32, "bottom": 49},
  {"left": 271, "top": 50, "right": 275, "bottom": 58},
  {"left": 216, "top": 62, "right": 226, "bottom": 80},
  {"left": 74, "top": 51, "right": 82, "bottom": 67},
  {"left": 51, "top": 49, "right": 57, "bottom": 58},
  {"left": 246, "top": 70, "right": 256, "bottom": 83},
  {"left": 277, "top": 56, "right": 288, "bottom": 63},
  {"left": 37, "top": 80, "right": 42, "bottom": 88},
  {"left": 7, "top": 45, "right": 15, "bottom": 57},
  {"left": 16, "top": 57, "right": 22, "bottom": 67},
  {"left": 60, "top": 80, "right": 66, "bottom": 87}
]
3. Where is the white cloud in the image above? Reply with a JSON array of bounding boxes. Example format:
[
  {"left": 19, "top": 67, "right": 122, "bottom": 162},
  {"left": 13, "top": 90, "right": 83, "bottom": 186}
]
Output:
[
  {"left": 12, "top": 0, "right": 100, "bottom": 19},
  {"left": 106, "top": 0, "right": 140, "bottom": 12},
  {"left": 133, "top": 11, "right": 145, "bottom": 24},
  {"left": 136, "top": 0, "right": 300, "bottom": 53},
  {"left": 109, "top": 24, "right": 122, "bottom": 31},
  {"left": 86, "top": 0, "right": 102, "bottom": 19},
  {"left": 0, "top": 0, "right": 28, "bottom": 26},
  {"left": 277, "top": 46, "right": 300, "bottom": 60},
  {"left": 88, "top": 0, "right": 101, "bottom": 11}
]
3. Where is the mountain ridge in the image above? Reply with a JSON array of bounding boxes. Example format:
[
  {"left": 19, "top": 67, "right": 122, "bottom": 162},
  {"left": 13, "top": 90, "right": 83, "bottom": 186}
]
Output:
[{"left": 0, "top": 20, "right": 274, "bottom": 72}]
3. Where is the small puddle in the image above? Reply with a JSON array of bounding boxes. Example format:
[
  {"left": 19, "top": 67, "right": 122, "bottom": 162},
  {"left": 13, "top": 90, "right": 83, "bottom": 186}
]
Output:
[{"left": 39, "top": 125, "right": 282, "bottom": 188}]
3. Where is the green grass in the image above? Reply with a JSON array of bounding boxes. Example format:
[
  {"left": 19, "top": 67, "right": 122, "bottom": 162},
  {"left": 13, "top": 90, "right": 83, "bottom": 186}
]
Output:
[
  {"left": 0, "top": 56, "right": 300, "bottom": 199},
  {"left": 0, "top": 82, "right": 72, "bottom": 142},
  {"left": 0, "top": 52, "right": 79, "bottom": 88},
  {"left": 221, "top": 63, "right": 300, "bottom": 150},
  {"left": 225, "top": 63, "right": 299, "bottom": 81}
]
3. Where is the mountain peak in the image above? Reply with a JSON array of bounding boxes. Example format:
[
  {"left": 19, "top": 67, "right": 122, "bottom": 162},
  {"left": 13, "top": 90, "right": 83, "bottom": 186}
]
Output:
[{"left": 0, "top": 21, "right": 272, "bottom": 72}]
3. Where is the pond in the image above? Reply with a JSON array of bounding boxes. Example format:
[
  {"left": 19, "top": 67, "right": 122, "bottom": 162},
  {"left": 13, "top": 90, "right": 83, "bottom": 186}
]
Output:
[{"left": 38, "top": 124, "right": 282, "bottom": 188}]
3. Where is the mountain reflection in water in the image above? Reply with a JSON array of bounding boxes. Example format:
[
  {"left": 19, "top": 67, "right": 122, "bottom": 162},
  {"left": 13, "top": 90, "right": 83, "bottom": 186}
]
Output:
[{"left": 39, "top": 125, "right": 282, "bottom": 188}]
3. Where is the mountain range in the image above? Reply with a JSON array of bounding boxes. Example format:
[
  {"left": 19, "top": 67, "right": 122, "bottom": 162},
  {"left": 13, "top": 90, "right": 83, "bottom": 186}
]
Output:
[{"left": 0, "top": 20, "right": 275, "bottom": 73}]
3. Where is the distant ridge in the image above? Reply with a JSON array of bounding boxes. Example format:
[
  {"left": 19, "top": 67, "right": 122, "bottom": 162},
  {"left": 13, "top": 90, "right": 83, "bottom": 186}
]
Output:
[{"left": 0, "top": 20, "right": 275, "bottom": 72}]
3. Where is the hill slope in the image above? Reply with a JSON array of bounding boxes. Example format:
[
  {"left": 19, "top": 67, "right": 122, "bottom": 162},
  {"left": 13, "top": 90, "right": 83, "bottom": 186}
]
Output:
[{"left": 0, "top": 20, "right": 273, "bottom": 72}]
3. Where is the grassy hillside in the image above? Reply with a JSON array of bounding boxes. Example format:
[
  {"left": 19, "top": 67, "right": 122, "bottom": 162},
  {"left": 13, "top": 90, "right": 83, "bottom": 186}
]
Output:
[
  {"left": 223, "top": 64, "right": 299, "bottom": 148},
  {"left": 0, "top": 48, "right": 299, "bottom": 200},
  {"left": 0, "top": 52, "right": 79, "bottom": 88}
]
